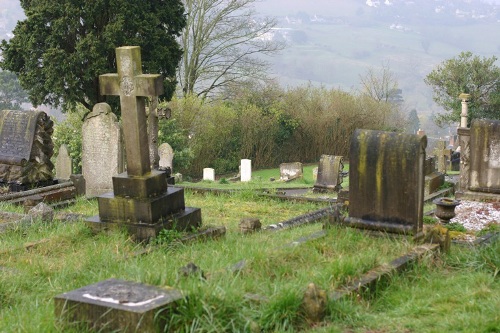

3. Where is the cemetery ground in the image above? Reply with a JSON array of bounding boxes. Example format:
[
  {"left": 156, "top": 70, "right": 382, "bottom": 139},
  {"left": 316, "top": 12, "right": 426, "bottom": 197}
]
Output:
[{"left": 0, "top": 174, "right": 498, "bottom": 332}]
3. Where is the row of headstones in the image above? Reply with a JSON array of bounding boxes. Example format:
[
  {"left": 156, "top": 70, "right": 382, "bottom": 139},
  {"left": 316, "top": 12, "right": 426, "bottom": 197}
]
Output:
[{"left": 53, "top": 104, "right": 177, "bottom": 197}]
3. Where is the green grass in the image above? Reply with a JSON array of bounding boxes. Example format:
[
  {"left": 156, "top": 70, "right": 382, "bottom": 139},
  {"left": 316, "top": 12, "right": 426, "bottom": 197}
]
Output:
[
  {"left": 1, "top": 190, "right": 499, "bottom": 332},
  {"left": 181, "top": 163, "right": 350, "bottom": 191}
]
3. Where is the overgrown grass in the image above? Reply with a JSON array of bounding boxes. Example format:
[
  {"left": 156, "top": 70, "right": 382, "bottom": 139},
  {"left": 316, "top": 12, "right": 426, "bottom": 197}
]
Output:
[{"left": 1, "top": 190, "right": 498, "bottom": 332}]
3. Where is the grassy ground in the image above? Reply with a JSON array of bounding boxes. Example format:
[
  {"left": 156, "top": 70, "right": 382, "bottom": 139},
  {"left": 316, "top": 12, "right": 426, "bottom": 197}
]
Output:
[{"left": 0, "top": 181, "right": 498, "bottom": 332}]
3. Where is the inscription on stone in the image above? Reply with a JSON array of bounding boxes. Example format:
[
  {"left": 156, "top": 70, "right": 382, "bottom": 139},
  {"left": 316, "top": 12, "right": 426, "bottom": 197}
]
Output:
[{"left": 0, "top": 110, "right": 40, "bottom": 162}]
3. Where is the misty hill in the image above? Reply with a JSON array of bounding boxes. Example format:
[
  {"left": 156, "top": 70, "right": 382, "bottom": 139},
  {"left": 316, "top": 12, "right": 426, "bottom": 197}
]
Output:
[{"left": 255, "top": 0, "right": 500, "bottom": 122}]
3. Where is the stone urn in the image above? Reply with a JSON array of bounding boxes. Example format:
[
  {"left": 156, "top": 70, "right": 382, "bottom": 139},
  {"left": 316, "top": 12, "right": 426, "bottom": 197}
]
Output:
[{"left": 433, "top": 197, "right": 460, "bottom": 224}]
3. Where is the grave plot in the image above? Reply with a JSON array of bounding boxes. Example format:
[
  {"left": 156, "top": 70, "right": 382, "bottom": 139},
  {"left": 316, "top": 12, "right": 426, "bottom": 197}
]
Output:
[{"left": 0, "top": 191, "right": 425, "bottom": 332}]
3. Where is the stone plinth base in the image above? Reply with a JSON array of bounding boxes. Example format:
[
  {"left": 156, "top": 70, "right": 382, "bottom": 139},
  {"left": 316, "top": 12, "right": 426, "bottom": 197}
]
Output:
[
  {"left": 54, "top": 278, "right": 183, "bottom": 333},
  {"left": 455, "top": 190, "right": 500, "bottom": 202},
  {"left": 86, "top": 207, "right": 202, "bottom": 241},
  {"left": 96, "top": 186, "right": 186, "bottom": 224}
]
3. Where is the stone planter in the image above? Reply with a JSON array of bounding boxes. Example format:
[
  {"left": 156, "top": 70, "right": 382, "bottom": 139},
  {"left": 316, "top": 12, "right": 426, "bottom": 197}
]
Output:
[{"left": 433, "top": 197, "right": 460, "bottom": 224}]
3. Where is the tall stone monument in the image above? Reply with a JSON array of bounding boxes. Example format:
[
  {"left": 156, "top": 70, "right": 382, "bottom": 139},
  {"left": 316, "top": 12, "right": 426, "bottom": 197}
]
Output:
[{"left": 86, "top": 46, "right": 201, "bottom": 241}]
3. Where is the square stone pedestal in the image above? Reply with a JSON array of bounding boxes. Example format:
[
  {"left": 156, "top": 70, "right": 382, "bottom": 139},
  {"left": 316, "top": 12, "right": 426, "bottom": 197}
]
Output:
[{"left": 54, "top": 278, "right": 183, "bottom": 333}]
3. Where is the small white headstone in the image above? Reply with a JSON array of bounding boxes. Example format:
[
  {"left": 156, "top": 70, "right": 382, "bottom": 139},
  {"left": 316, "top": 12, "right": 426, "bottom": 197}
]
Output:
[
  {"left": 82, "top": 103, "right": 124, "bottom": 197},
  {"left": 158, "top": 143, "right": 174, "bottom": 171},
  {"left": 55, "top": 144, "right": 72, "bottom": 180},
  {"left": 203, "top": 168, "right": 215, "bottom": 181},
  {"left": 240, "top": 159, "right": 251, "bottom": 182}
]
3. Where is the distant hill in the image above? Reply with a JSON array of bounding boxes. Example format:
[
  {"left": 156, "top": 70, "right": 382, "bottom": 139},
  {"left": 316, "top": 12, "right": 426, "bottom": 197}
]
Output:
[{"left": 254, "top": 0, "right": 500, "bottom": 124}]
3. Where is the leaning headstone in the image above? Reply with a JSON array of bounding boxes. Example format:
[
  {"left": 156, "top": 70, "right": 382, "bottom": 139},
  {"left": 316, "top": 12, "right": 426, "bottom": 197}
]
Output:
[
  {"left": 54, "top": 278, "right": 183, "bottom": 333},
  {"left": 457, "top": 119, "right": 500, "bottom": 201},
  {"left": 279, "top": 162, "right": 303, "bottom": 181},
  {"left": 158, "top": 143, "right": 174, "bottom": 171},
  {"left": 0, "top": 109, "right": 54, "bottom": 190},
  {"left": 86, "top": 46, "right": 201, "bottom": 241},
  {"left": 82, "top": 103, "right": 124, "bottom": 197},
  {"left": 345, "top": 129, "right": 426, "bottom": 236},
  {"left": 313, "top": 155, "right": 344, "bottom": 193},
  {"left": 203, "top": 168, "right": 215, "bottom": 181},
  {"left": 240, "top": 159, "right": 251, "bottom": 182},
  {"left": 55, "top": 144, "right": 72, "bottom": 181},
  {"left": 424, "top": 156, "right": 444, "bottom": 197}
]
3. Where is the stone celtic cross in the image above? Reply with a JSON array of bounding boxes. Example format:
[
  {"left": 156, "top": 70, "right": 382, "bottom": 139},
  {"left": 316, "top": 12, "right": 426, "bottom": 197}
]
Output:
[{"left": 99, "top": 46, "right": 164, "bottom": 177}]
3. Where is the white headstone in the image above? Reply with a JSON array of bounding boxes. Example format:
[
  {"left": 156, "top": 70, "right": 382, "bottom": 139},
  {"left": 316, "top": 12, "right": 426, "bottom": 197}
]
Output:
[
  {"left": 203, "top": 168, "right": 215, "bottom": 181},
  {"left": 82, "top": 103, "right": 124, "bottom": 197},
  {"left": 312, "top": 167, "right": 318, "bottom": 181},
  {"left": 158, "top": 143, "right": 174, "bottom": 171},
  {"left": 240, "top": 159, "right": 251, "bottom": 182},
  {"left": 55, "top": 144, "right": 72, "bottom": 180}
]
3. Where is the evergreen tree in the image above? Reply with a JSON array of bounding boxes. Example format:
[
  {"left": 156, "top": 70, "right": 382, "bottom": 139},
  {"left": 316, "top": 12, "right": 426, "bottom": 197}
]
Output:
[{"left": 0, "top": 0, "right": 186, "bottom": 113}]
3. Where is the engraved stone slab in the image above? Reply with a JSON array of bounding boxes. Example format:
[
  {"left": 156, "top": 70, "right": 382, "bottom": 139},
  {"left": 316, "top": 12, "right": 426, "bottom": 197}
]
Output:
[
  {"left": 279, "top": 162, "right": 303, "bottom": 181},
  {"left": 82, "top": 103, "right": 124, "bottom": 197},
  {"left": 0, "top": 109, "right": 54, "bottom": 186},
  {"left": 54, "top": 278, "right": 183, "bottom": 333},
  {"left": 345, "top": 129, "right": 426, "bottom": 235},
  {"left": 158, "top": 143, "right": 174, "bottom": 171},
  {"left": 55, "top": 144, "right": 72, "bottom": 180},
  {"left": 0, "top": 110, "right": 41, "bottom": 164},
  {"left": 469, "top": 119, "right": 500, "bottom": 193}
]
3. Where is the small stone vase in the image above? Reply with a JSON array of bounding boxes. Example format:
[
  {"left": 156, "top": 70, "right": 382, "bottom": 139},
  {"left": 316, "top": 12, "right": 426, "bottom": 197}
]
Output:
[{"left": 433, "top": 197, "right": 460, "bottom": 224}]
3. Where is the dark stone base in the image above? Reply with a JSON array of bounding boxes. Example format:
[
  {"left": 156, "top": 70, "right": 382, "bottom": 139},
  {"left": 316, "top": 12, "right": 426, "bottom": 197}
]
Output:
[
  {"left": 54, "top": 278, "right": 183, "bottom": 333},
  {"left": 313, "top": 185, "right": 340, "bottom": 193},
  {"left": 96, "top": 187, "right": 186, "bottom": 224},
  {"left": 455, "top": 190, "right": 500, "bottom": 202},
  {"left": 86, "top": 207, "right": 202, "bottom": 242},
  {"left": 343, "top": 216, "right": 419, "bottom": 235}
]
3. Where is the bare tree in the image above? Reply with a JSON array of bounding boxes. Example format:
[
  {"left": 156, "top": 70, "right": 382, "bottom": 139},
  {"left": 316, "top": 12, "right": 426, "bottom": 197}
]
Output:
[
  {"left": 179, "top": 0, "right": 285, "bottom": 99},
  {"left": 359, "top": 63, "right": 399, "bottom": 103}
]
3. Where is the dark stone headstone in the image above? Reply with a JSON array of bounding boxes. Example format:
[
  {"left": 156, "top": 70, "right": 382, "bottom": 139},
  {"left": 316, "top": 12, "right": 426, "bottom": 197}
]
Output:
[
  {"left": 0, "top": 110, "right": 54, "bottom": 189},
  {"left": 345, "top": 129, "right": 426, "bottom": 236},
  {"left": 54, "top": 278, "right": 183, "bottom": 333}
]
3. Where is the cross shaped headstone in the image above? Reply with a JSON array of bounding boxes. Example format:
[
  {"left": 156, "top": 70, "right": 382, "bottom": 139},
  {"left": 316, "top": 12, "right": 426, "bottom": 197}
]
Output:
[
  {"left": 99, "top": 46, "right": 164, "bottom": 177},
  {"left": 433, "top": 140, "right": 451, "bottom": 174}
]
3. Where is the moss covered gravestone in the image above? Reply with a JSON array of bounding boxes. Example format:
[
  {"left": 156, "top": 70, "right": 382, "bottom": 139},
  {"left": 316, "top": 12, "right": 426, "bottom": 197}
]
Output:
[{"left": 86, "top": 46, "right": 201, "bottom": 241}]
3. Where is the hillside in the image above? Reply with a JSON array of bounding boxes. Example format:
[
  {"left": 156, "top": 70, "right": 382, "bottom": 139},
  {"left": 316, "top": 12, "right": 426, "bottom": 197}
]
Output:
[{"left": 254, "top": 0, "right": 500, "bottom": 130}]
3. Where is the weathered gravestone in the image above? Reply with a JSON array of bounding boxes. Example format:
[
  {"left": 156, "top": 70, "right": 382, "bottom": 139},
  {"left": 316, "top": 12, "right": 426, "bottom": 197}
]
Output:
[
  {"left": 344, "top": 129, "right": 426, "bottom": 236},
  {"left": 55, "top": 144, "right": 72, "bottom": 181},
  {"left": 456, "top": 119, "right": 500, "bottom": 201},
  {"left": 86, "top": 46, "right": 201, "bottom": 241},
  {"left": 54, "top": 278, "right": 183, "bottom": 333},
  {"left": 0, "top": 109, "right": 54, "bottom": 190},
  {"left": 82, "top": 103, "right": 125, "bottom": 197},
  {"left": 423, "top": 156, "right": 444, "bottom": 197},
  {"left": 158, "top": 143, "right": 174, "bottom": 171},
  {"left": 313, "top": 155, "right": 344, "bottom": 193},
  {"left": 279, "top": 162, "right": 303, "bottom": 181}
]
